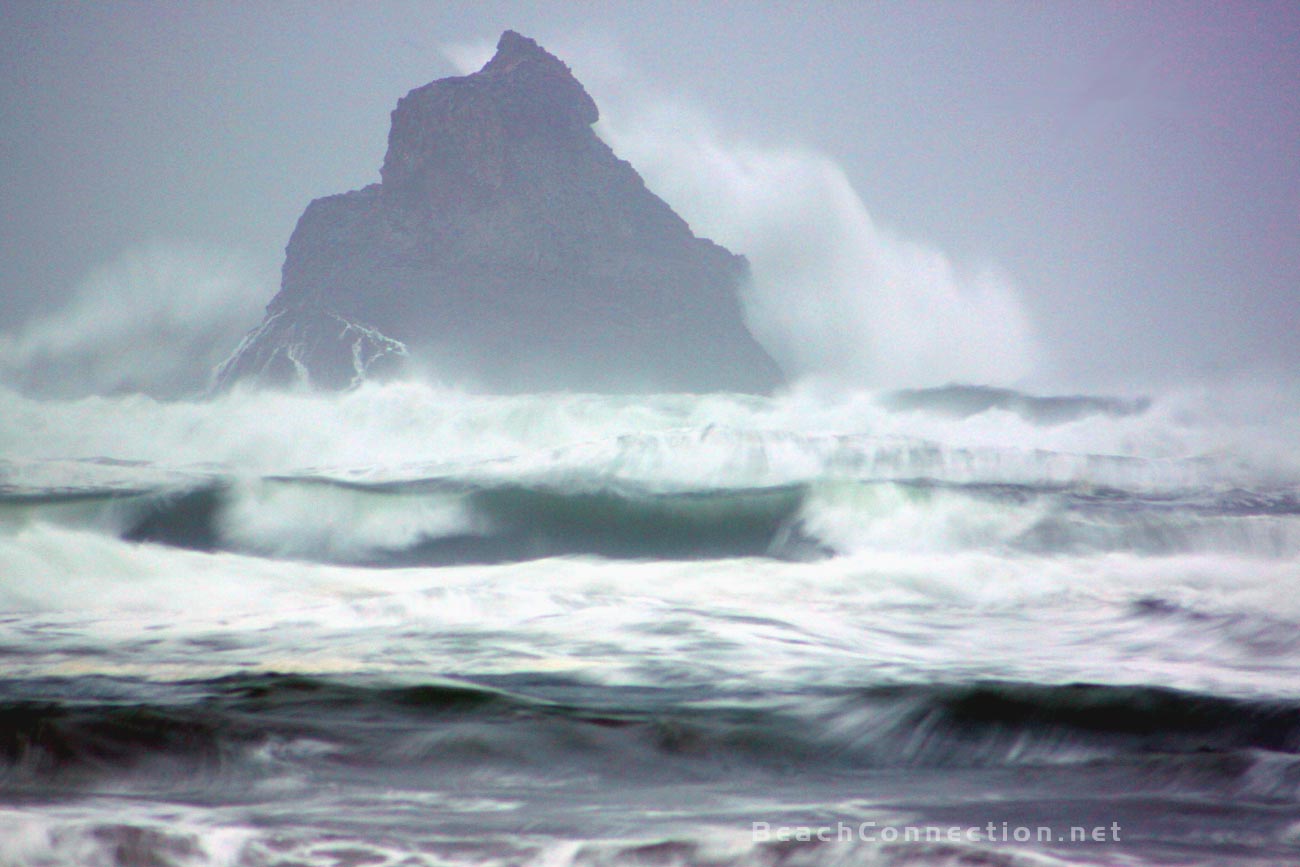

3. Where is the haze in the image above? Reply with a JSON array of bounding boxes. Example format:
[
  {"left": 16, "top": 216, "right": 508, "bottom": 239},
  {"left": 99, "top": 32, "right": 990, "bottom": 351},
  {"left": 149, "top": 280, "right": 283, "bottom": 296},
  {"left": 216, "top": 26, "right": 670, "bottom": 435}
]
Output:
[{"left": 2, "top": 2, "right": 1296, "bottom": 394}]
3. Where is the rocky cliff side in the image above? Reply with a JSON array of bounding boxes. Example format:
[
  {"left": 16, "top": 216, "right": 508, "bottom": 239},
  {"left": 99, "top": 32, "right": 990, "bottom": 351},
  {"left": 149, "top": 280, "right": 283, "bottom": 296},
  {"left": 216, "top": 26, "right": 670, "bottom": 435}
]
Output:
[{"left": 214, "top": 30, "right": 783, "bottom": 394}]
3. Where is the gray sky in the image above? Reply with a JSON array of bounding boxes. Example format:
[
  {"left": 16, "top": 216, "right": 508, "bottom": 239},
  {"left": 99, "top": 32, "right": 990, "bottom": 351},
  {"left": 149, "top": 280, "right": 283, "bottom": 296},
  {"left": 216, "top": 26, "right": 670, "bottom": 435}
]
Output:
[{"left": 2, "top": 1, "right": 1297, "bottom": 393}]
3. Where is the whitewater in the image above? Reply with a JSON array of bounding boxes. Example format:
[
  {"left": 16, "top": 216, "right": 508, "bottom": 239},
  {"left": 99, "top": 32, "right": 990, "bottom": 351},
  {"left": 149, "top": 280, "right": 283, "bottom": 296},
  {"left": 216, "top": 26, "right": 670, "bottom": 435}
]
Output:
[{"left": 1, "top": 378, "right": 1298, "bottom": 867}]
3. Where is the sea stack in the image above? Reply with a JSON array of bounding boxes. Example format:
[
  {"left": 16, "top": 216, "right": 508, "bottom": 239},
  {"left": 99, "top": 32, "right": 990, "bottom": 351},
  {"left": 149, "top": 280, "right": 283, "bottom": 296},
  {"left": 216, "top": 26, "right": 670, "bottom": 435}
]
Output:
[{"left": 215, "top": 31, "right": 784, "bottom": 393}]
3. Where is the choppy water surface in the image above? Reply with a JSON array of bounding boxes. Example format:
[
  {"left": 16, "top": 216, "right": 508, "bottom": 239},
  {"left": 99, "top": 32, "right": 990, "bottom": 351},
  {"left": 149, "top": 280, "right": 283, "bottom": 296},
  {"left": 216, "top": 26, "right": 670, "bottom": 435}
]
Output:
[{"left": 2, "top": 382, "right": 1299, "bottom": 866}]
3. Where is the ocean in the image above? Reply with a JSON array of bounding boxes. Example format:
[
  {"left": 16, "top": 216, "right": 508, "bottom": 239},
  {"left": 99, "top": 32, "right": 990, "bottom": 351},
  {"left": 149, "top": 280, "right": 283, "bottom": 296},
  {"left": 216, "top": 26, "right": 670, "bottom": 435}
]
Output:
[{"left": 1, "top": 379, "right": 1298, "bottom": 866}]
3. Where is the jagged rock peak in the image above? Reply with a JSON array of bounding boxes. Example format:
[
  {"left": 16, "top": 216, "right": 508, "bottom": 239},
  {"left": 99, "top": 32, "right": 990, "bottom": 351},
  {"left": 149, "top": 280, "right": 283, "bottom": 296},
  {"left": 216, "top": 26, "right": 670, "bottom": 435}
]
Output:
[
  {"left": 490, "top": 29, "right": 545, "bottom": 58},
  {"left": 478, "top": 31, "right": 598, "bottom": 123},
  {"left": 379, "top": 31, "right": 600, "bottom": 199},
  {"left": 216, "top": 29, "right": 785, "bottom": 395}
]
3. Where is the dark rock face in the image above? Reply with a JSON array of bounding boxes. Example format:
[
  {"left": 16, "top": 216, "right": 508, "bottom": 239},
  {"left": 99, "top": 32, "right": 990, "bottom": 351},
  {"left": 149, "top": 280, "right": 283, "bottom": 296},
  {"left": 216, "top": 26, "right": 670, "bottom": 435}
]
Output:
[{"left": 215, "top": 30, "right": 784, "bottom": 394}]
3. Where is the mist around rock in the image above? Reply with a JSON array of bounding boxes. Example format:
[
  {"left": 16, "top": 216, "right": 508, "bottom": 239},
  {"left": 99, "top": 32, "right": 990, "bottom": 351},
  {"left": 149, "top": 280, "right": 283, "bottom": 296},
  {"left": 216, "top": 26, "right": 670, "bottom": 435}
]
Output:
[
  {"left": 215, "top": 31, "right": 784, "bottom": 396},
  {"left": 1, "top": 32, "right": 1081, "bottom": 403}
]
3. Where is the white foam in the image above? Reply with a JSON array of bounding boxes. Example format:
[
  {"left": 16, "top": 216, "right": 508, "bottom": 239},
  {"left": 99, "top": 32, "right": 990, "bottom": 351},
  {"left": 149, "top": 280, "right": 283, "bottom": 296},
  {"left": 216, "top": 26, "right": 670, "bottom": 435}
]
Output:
[
  {"left": 796, "top": 481, "right": 1054, "bottom": 555},
  {"left": 216, "top": 478, "right": 487, "bottom": 561},
  {"left": 3, "top": 516, "right": 1297, "bottom": 699},
  {"left": 0, "top": 804, "right": 255, "bottom": 867},
  {"left": 2, "top": 379, "right": 1292, "bottom": 491}
]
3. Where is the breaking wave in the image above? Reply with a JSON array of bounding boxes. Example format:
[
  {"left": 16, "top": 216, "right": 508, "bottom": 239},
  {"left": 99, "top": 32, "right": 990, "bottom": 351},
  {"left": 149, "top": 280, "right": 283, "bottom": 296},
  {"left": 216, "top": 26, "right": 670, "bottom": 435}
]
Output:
[
  {"left": 3, "top": 378, "right": 1299, "bottom": 573},
  {"left": 6, "top": 473, "right": 1300, "bottom": 568},
  {"left": 2, "top": 378, "right": 1298, "bottom": 866}
]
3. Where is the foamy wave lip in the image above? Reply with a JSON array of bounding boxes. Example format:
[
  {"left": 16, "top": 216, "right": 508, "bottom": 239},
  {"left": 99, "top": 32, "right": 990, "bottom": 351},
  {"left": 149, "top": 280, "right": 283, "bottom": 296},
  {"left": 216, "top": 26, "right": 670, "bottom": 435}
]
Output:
[
  {"left": 215, "top": 477, "right": 490, "bottom": 562},
  {"left": 4, "top": 377, "right": 1298, "bottom": 574},
  {"left": 7, "top": 373, "right": 1295, "bottom": 494}
]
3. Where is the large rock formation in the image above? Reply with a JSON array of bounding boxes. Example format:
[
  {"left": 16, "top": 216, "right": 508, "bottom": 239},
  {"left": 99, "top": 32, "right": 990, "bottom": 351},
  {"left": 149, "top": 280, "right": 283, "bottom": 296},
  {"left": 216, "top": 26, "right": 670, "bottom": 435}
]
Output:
[{"left": 215, "top": 31, "right": 783, "bottom": 393}]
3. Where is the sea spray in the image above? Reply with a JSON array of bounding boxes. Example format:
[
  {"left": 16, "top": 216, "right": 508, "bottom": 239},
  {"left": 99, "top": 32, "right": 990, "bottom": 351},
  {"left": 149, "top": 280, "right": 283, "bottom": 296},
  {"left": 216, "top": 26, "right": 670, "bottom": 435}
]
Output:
[
  {"left": 593, "top": 93, "right": 1039, "bottom": 389},
  {"left": 0, "top": 242, "right": 270, "bottom": 398}
]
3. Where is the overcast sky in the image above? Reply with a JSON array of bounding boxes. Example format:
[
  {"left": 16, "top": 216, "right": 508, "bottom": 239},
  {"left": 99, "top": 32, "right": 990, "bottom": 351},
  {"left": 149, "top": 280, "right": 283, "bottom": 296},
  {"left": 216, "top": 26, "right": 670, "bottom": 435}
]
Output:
[{"left": 2, "top": 1, "right": 1297, "bottom": 393}]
